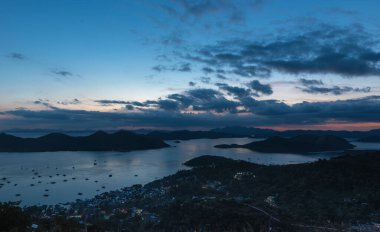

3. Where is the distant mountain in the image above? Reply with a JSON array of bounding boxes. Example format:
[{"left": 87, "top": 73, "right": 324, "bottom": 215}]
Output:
[
  {"left": 147, "top": 130, "right": 245, "bottom": 140},
  {"left": 0, "top": 130, "right": 169, "bottom": 152},
  {"left": 211, "top": 126, "right": 275, "bottom": 137},
  {"left": 215, "top": 134, "right": 355, "bottom": 153},
  {"left": 212, "top": 126, "right": 380, "bottom": 138},
  {"left": 358, "top": 136, "right": 380, "bottom": 142},
  {"left": 4, "top": 127, "right": 380, "bottom": 141}
]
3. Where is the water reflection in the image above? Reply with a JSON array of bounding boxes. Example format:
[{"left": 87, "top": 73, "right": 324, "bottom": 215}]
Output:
[{"left": 0, "top": 138, "right": 379, "bottom": 206}]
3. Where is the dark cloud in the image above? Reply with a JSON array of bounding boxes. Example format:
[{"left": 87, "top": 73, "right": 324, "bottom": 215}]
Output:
[
  {"left": 216, "top": 83, "right": 250, "bottom": 98},
  {"left": 248, "top": 80, "right": 273, "bottom": 96},
  {"left": 161, "top": 33, "right": 184, "bottom": 46},
  {"left": 8, "top": 52, "right": 25, "bottom": 60},
  {"left": 240, "top": 95, "right": 380, "bottom": 125},
  {"left": 52, "top": 70, "right": 73, "bottom": 77},
  {"left": 3, "top": 95, "right": 380, "bottom": 130},
  {"left": 177, "top": 63, "right": 192, "bottom": 72},
  {"left": 156, "top": 99, "right": 180, "bottom": 111},
  {"left": 173, "top": 0, "right": 238, "bottom": 19},
  {"left": 300, "top": 86, "right": 371, "bottom": 95},
  {"left": 57, "top": 99, "right": 81, "bottom": 105},
  {"left": 216, "top": 74, "right": 227, "bottom": 80},
  {"left": 361, "top": 52, "right": 380, "bottom": 62},
  {"left": 33, "top": 99, "right": 59, "bottom": 110},
  {"left": 189, "top": 81, "right": 197, "bottom": 86},
  {"left": 298, "top": 78, "right": 370, "bottom": 95},
  {"left": 299, "top": 78, "right": 324, "bottom": 86},
  {"left": 232, "top": 65, "right": 271, "bottom": 78},
  {"left": 95, "top": 100, "right": 131, "bottom": 105},
  {"left": 126, "top": 105, "right": 134, "bottom": 110},
  {"left": 125, "top": 88, "right": 239, "bottom": 114},
  {"left": 179, "top": 24, "right": 380, "bottom": 78},
  {"left": 186, "top": 88, "right": 221, "bottom": 100},
  {"left": 152, "top": 65, "right": 167, "bottom": 72},
  {"left": 34, "top": 99, "right": 51, "bottom": 108},
  {"left": 202, "top": 67, "right": 215, "bottom": 74},
  {"left": 152, "top": 63, "right": 191, "bottom": 72},
  {"left": 200, "top": 76, "right": 211, "bottom": 84}
]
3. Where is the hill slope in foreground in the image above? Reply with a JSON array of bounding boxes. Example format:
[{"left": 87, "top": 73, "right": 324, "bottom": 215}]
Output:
[
  {"left": 3, "top": 151, "right": 380, "bottom": 231},
  {"left": 215, "top": 134, "right": 355, "bottom": 153},
  {"left": 0, "top": 130, "right": 169, "bottom": 152}
]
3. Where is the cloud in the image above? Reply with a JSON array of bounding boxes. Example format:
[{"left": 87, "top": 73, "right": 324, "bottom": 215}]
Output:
[
  {"left": 161, "top": 32, "right": 184, "bottom": 46},
  {"left": 215, "top": 80, "right": 272, "bottom": 99},
  {"left": 189, "top": 81, "right": 197, "bottom": 86},
  {"left": 56, "top": 99, "right": 81, "bottom": 105},
  {"left": 216, "top": 74, "right": 227, "bottom": 80},
  {"left": 248, "top": 80, "right": 273, "bottom": 96},
  {"left": 200, "top": 76, "right": 211, "bottom": 84},
  {"left": 216, "top": 83, "right": 250, "bottom": 98},
  {"left": 300, "top": 86, "right": 371, "bottom": 95},
  {"left": 152, "top": 63, "right": 191, "bottom": 72},
  {"left": 172, "top": 0, "right": 239, "bottom": 19},
  {"left": 152, "top": 65, "right": 167, "bottom": 72},
  {"left": 114, "top": 88, "right": 239, "bottom": 114},
  {"left": 34, "top": 99, "right": 52, "bottom": 108},
  {"left": 178, "top": 24, "right": 380, "bottom": 78},
  {"left": 52, "top": 70, "right": 73, "bottom": 77},
  {"left": 3, "top": 95, "right": 380, "bottom": 130},
  {"left": 298, "top": 78, "right": 370, "bottom": 95},
  {"left": 202, "top": 67, "right": 214, "bottom": 74},
  {"left": 177, "top": 63, "right": 192, "bottom": 72},
  {"left": 95, "top": 100, "right": 131, "bottom": 105},
  {"left": 8, "top": 52, "right": 25, "bottom": 60},
  {"left": 240, "top": 95, "right": 380, "bottom": 125},
  {"left": 299, "top": 78, "right": 324, "bottom": 86},
  {"left": 156, "top": 99, "right": 180, "bottom": 111}
]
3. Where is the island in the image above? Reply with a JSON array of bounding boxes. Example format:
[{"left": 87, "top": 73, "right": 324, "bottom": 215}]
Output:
[
  {"left": 3, "top": 151, "right": 380, "bottom": 231},
  {"left": 358, "top": 136, "right": 380, "bottom": 142},
  {"left": 0, "top": 130, "right": 170, "bottom": 152},
  {"left": 215, "top": 134, "right": 355, "bottom": 153}
]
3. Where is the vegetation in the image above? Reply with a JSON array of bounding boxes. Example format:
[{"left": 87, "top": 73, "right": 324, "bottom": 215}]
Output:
[
  {"left": 2, "top": 151, "right": 380, "bottom": 231},
  {"left": 0, "top": 202, "right": 29, "bottom": 231},
  {"left": 0, "top": 130, "right": 169, "bottom": 152},
  {"left": 359, "top": 136, "right": 380, "bottom": 142}
]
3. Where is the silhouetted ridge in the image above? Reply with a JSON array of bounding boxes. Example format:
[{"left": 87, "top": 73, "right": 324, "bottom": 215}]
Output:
[
  {"left": 215, "top": 134, "right": 355, "bottom": 153},
  {"left": 358, "top": 136, "right": 380, "bottom": 142},
  {"left": 0, "top": 130, "right": 169, "bottom": 152},
  {"left": 212, "top": 126, "right": 380, "bottom": 138}
]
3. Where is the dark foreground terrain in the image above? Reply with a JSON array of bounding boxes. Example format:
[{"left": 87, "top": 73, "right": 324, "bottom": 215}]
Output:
[
  {"left": 2, "top": 151, "right": 380, "bottom": 231},
  {"left": 0, "top": 130, "right": 169, "bottom": 152},
  {"left": 215, "top": 134, "right": 355, "bottom": 153}
]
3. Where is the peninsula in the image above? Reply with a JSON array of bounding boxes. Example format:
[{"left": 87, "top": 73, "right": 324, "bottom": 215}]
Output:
[
  {"left": 215, "top": 134, "right": 355, "bottom": 153},
  {"left": 0, "top": 130, "right": 170, "bottom": 152}
]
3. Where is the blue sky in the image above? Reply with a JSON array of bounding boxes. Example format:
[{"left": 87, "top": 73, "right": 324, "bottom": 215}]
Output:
[{"left": 1, "top": 0, "right": 380, "bottom": 131}]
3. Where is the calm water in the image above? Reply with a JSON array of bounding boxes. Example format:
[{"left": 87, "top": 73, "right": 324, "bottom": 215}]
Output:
[{"left": 0, "top": 138, "right": 378, "bottom": 206}]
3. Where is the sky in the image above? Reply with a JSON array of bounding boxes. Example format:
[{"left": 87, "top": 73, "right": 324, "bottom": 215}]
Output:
[{"left": 0, "top": 0, "right": 380, "bottom": 131}]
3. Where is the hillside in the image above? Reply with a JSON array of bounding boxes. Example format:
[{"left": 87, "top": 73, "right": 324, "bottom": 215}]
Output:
[
  {"left": 8, "top": 151, "right": 380, "bottom": 231},
  {"left": 0, "top": 130, "right": 169, "bottom": 152},
  {"left": 358, "top": 136, "right": 380, "bottom": 142},
  {"left": 215, "top": 134, "right": 355, "bottom": 153}
]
